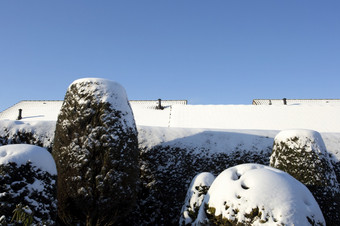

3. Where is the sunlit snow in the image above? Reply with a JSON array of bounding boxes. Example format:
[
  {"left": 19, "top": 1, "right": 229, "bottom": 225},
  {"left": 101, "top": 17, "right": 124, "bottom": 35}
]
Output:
[
  {"left": 194, "top": 163, "right": 325, "bottom": 225},
  {"left": 0, "top": 144, "right": 56, "bottom": 175}
]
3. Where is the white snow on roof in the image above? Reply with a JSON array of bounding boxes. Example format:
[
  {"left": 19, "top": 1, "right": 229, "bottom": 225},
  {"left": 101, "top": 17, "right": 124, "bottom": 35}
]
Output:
[
  {"left": 1, "top": 100, "right": 340, "bottom": 132},
  {"left": 252, "top": 99, "right": 340, "bottom": 105},
  {"left": 0, "top": 101, "right": 63, "bottom": 121},
  {"left": 1, "top": 100, "right": 340, "bottom": 161}
]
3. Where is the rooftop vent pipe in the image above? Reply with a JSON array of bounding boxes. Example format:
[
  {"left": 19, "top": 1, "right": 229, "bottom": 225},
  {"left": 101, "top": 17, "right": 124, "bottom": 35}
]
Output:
[
  {"left": 17, "top": 109, "right": 22, "bottom": 120},
  {"left": 156, "top": 99, "right": 164, "bottom": 110}
]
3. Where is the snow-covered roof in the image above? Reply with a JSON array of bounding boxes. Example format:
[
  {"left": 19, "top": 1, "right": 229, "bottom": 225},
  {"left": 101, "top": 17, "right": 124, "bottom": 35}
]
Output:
[
  {"left": 130, "top": 100, "right": 187, "bottom": 109},
  {"left": 1, "top": 100, "right": 340, "bottom": 133},
  {"left": 0, "top": 100, "right": 63, "bottom": 121},
  {"left": 252, "top": 99, "right": 340, "bottom": 105},
  {"left": 0, "top": 100, "right": 187, "bottom": 121}
]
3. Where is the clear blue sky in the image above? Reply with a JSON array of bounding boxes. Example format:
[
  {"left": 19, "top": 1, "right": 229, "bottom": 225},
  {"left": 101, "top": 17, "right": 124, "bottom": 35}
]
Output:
[{"left": 1, "top": 0, "right": 339, "bottom": 111}]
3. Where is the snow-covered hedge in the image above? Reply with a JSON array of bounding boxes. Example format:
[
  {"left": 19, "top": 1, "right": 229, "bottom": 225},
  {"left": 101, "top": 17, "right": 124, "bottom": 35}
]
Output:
[
  {"left": 52, "top": 78, "right": 139, "bottom": 225},
  {"left": 270, "top": 129, "right": 340, "bottom": 225},
  {"left": 130, "top": 145, "right": 271, "bottom": 225},
  {"left": 193, "top": 164, "right": 325, "bottom": 225},
  {"left": 0, "top": 144, "right": 57, "bottom": 224},
  {"left": 0, "top": 120, "right": 55, "bottom": 152}
]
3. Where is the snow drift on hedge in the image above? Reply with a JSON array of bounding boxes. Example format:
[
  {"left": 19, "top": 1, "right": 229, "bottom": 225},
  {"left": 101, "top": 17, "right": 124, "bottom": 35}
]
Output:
[
  {"left": 194, "top": 163, "right": 325, "bottom": 225},
  {"left": 180, "top": 172, "right": 216, "bottom": 225},
  {"left": 0, "top": 144, "right": 56, "bottom": 175}
]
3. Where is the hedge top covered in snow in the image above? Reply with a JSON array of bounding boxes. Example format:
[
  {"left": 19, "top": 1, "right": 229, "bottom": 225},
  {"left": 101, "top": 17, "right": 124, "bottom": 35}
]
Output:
[
  {"left": 273, "top": 129, "right": 326, "bottom": 149},
  {"left": 0, "top": 144, "right": 57, "bottom": 175},
  {"left": 195, "top": 163, "right": 325, "bottom": 225},
  {"left": 69, "top": 78, "right": 131, "bottom": 110}
]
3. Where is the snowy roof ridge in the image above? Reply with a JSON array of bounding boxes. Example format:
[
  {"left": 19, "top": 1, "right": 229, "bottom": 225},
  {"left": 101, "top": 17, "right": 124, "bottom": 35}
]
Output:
[{"left": 252, "top": 98, "right": 340, "bottom": 105}]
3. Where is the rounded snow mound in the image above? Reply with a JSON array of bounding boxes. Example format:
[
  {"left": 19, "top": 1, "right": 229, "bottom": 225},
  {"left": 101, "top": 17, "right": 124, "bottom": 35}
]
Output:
[
  {"left": 195, "top": 163, "right": 325, "bottom": 225},
  {"left": 0, "top": 144, "right": 57, "bottom": 175},
  {"left": 180, "top": 172, "right": 215, "bottom": 225}
]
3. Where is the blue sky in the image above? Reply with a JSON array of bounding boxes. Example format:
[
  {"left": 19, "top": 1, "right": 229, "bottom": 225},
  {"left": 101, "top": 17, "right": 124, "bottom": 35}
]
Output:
[{"left": 0, "top": 0, "right": 339, "bottom": 111}]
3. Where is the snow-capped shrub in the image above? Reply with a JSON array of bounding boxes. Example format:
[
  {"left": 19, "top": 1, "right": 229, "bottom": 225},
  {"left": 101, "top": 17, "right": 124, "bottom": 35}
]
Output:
[
  {"left": 129, "top": 145, "right": 271, "bottom": 225},
  {"left": 0, "top": 144, "right": 57, "bottom": 224},
  {"left": 0, "top": 120, "right": 55, "bottom": 152},
  {"left": 194, "top": 163, "right": 325, "bottom": 225},
  {"left": 179, "top": 172, "right": 215, "bottom": 225},
  {"left": 270, "top": 129, "right": 338, "bottom": 189},
  {"left": 52, "top": 78, "right": 139, "bottom": 225},
  {"left": 270, "top": 129, "right": 340, "bottom": 224}
]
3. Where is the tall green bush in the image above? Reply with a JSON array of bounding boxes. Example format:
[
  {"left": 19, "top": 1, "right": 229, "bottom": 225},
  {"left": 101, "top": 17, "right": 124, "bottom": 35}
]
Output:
[{"left": 53, "top": 78, "right": 139, "bottom": 225}]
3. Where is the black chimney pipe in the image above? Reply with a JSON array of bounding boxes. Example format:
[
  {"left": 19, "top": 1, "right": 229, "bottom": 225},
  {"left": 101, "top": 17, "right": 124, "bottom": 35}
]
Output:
[
  {"left": 17, "top": 109, "right": 22, "bottom": 120},
  {"left": 156, "top": 99, "right": 164, "bottom": 110}
]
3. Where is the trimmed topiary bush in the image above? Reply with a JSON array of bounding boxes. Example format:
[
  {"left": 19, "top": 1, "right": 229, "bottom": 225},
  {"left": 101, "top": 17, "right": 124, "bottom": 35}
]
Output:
[
  {"left": 52, "top": 78, "right": 139, "bottom": 225},
  {"left": 270, "top": 129, "right": 340, "bottom": 225},
  {"left": 194, "top": 164, "right": 325, "bottom": 225},
  {"left": 179, "top": 172, "right": 215, "bottom": 225},
  {"left": 0, "top": 144, "right": 57, "bottom": 224}
]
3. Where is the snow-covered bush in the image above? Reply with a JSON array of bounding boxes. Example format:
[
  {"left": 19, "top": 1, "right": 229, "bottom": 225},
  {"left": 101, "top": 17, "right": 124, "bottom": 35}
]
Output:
[
  {"left": 194, "top": 163, "right": 325, "bottom": 225},
  {"left": 270, "top": 130, "right": 338, "bottom": 189},
  {"left": 179, "top": 172, "right": 215, "bottom": 225},
  {"left": 0, "top": 121, "right": 55, "bottom": 152},
  {"left": 52, "top": 78, "right": 139, "bottom": 225},
  {"left": 270, "top": 129, "right": 340, "bottom": 224},
  {"left": 131, "top": 145, "right": 271, "bottom": 225},
  {"left": 0, "top": 144, "right": 57, "bottom": 224}
]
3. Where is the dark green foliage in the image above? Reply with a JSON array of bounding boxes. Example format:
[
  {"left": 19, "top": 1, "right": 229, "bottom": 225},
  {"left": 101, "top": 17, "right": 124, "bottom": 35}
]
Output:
[
  {"left": 205, "top": 204, "right": 242, "bottom": 226},
  {"left": 52, "top": 81, "right": 139, "bottom": 225},
  {"left": 270, "top": 133, "right": 340, "bottom": 225},
  {"left": 0, "top": 162, "right": 57, "bottom": 224},
  {"left": 205, "top": 204, "right": 269, "bottom": 226},
  {"left": 196, "top": 185, "right": 210, "bottom": 198},
  {"left": 271, "top": 139, "right": 336, "bottom": 188},
  {"left": 0, "top": 129, "right": 53, "bottom": 152},
  {"left": 183, "top": 184, "right": 211, "bottom": 225},
  {"left": 187, "top": 204, "right": 200, "bottom": 223},
  {"left": 127, "top": 146, "right": 271, "bottom": 225},
  {"left": 11, "top": 204, "right": 34, "bottom": 226}
]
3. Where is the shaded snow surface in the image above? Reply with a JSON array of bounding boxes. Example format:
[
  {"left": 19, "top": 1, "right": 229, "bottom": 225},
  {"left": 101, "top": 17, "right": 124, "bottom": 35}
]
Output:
[
  {"left": 0, "top": 144, "right": 56, "bottom": 175},
  {"left": 194, "top": 163, "right": 325, "bottom": 225}
]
